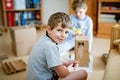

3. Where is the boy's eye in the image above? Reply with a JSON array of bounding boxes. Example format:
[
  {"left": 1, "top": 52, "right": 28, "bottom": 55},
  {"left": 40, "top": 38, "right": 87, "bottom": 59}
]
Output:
[
  {"left": 75, "top": 11, "right": 82, "bottom": 14},
  {"left": 65, "top": 31, "right": 69, "bottom": 34},
  {"left": 57, "top": 29, "right": 69, "bottom": 34},
  {"left": 57, "top": 29, "right": 62, "bottom": 32}
]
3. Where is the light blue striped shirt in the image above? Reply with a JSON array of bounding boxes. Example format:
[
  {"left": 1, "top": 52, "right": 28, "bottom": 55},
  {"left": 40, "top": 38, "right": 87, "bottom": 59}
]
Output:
[{"left": 27, "top": 35, "right": 62, "bottom": 80}]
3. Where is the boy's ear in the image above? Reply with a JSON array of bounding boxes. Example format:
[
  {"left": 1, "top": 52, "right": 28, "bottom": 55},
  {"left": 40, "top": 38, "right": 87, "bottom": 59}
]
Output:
[{"left": 46, "top": 25, "right": 51, "bottom": 33}]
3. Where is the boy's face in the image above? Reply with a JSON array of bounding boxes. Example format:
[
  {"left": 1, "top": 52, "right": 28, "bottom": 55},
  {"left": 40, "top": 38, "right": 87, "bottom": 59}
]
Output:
[
  {"left": 75, "top": 7, "right": 87, "bottom": 19},
  {"left": 47, "top": 23, "right": 70, "bottom": 44}
]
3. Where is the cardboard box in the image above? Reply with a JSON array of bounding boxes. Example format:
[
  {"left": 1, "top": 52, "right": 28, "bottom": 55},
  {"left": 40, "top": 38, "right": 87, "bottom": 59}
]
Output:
[
  {"left": 118, "top": 44, "right": 120, "bottom": 53},
  {"left": 75, "top": 35, "right": 90, "bottom": 67},
  {"left": 10, "top": 26, "right": 36, "bottom": 57}
]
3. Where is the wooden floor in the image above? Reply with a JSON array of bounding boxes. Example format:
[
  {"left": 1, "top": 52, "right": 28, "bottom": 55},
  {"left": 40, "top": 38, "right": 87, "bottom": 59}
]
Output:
[{"left": 0, "top": 28, "right": 110, "bottom": 80}]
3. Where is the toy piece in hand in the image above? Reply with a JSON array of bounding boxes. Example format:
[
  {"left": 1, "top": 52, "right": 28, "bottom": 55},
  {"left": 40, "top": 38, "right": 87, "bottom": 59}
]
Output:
[
  {"left": 72, "top": 61, "right": 78, "bottom": 67},
  {"left": 72, "top": 27, "right": 82, "bottom": 35}
]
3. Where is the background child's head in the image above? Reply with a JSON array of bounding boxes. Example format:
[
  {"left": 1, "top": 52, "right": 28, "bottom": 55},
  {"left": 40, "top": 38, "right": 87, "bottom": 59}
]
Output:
[
  {"left": 72, "top": 0, "right": 87, "bottom": 19},
  {"left": 72, "top": 0, "right": 87, "bottom": 11},
  {"left": 48, "top": 12, "right": 71, "bottom": 30}
]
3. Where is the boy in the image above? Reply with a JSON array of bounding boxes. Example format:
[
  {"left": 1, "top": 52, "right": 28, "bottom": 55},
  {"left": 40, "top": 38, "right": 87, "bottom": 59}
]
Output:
[
  {"left": 58, "top": 0, "right": 93, "bottom": 54},
  {"left": 26, "top": 12, "right": 87, "bottom": 80}
]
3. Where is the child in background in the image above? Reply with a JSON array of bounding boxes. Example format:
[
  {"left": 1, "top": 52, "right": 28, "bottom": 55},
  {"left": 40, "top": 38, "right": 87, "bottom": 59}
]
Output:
[
  {"left": 58, "top": 0, "right": 93, "bottom": 54},
  {"left": 26, "top": 12, "right": 87, "bottom": 80}
]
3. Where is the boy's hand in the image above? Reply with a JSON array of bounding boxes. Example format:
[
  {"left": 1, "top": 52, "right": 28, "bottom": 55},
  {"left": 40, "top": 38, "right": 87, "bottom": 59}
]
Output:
[
  {"left": 72, "top": 61, "right": 79, "bottom": 71},
  {"left": 67, "top": 63, "right": 74, "bottom": 72},
  {"left": 72, "top": 61, "right": 78, "bottom": 67},
  {"left": 75, "top": 33, "right": 84, "bottom": 36},
  {"left": 67, "top": 61, "right": 79, "bottom": 72},
  {"left": 62, "top": 60, "right": 74, "bottom": 67},
  {"left": 72, "top": 27, "right": 82, "bottom": 34}
]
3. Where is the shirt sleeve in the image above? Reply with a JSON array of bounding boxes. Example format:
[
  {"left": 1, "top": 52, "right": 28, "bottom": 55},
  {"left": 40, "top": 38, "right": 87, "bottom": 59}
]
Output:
[
  {"left": 87, "top": 18, "right": 93, "bottom": 52},
  {"left": 44, "top": 45, "right": 62, "bottom": 68}
]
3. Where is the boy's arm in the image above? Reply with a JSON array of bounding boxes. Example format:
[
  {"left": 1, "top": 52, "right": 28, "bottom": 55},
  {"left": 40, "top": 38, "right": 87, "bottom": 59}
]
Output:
[
  {"left": 62, "top": 60, "right": 73, "bottom": 67},
  {"left": 55, "top": 65, "right": 70, "bottom": 78},
  {"left": 55, "top": 61, "right": 78, "bottom": 78},
  {"left": 87, "top": 18, "right": 93, "bottom": 52}
]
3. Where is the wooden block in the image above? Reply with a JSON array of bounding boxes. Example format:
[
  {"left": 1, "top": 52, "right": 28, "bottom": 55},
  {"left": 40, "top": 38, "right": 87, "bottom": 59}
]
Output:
[
  {"left": 10, "top": 60, "right": 26, "bottom": 72},
  {"left": 11, "top": 61, "right": 22, "bottom": 71},
  {"left": 17, "top": 60, "right": 26, "bottom": 70},
  {"left": 1, "top": 59, "right": 26, "bottom": 74},
  {"left": 1, "top": 62, "right": 11, "bottom": 74},
  {"left": 7, "top": 62, "right": 16, "bottom": 73}
]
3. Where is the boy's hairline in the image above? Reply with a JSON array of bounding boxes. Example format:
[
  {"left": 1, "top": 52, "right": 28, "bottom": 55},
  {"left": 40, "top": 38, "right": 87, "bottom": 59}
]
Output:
[
  {"left": 47, "top": 23, "right": 72, "bottom": 30},
  {"left": 72, "top": 0, "right": 88, "bottom": 11}
]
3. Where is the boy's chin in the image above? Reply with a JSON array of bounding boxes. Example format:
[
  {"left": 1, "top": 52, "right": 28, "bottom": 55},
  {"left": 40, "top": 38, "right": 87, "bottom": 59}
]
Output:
[
  {"left": 57, "top": 42, "right": 62, "bottom": 44},
  {"left": 78, "top": 17, "right": 84, "bottom": 20},
  {"left": 57, "top": 41, "right": 64, "bottom": 44},
  {"left": 77, "top": 15, "right": 85, "bottom": 19}
]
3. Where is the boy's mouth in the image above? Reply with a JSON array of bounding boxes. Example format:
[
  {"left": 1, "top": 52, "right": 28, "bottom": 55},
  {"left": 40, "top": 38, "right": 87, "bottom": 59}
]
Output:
[
  {"left": 59, "top": 39, "right": 64, "bottom": 42},
  {"left": 58, "top": 38, "right": 65, "bottom": 43}
]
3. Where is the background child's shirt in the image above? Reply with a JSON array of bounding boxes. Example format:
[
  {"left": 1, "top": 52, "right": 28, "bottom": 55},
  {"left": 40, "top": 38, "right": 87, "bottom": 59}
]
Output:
[{"left": 58, "top": 14, "right": 93, "bottom": 54}]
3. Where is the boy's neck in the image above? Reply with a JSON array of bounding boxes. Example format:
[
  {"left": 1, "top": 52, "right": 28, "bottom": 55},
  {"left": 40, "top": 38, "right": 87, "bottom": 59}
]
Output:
[
  {"left": 46, "top": 33, "right": 58, "bottom": 45},
  {"left": 79, "top": 15, "right": 86, "bottom": 20}
]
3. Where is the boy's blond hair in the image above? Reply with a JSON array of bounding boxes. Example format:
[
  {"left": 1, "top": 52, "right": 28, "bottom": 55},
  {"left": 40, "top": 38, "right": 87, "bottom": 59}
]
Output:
[
  {"left": 48, "top": 12, "right": 71, "bottom": 30},
  {"left": 72, "top": 0, "right": 87, "bottom": 11}
]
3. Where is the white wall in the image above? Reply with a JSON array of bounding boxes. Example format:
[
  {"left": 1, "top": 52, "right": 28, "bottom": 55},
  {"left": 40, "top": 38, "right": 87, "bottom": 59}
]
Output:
[{"left": 42, "top": 0, "right": 69, "bottom": 24}]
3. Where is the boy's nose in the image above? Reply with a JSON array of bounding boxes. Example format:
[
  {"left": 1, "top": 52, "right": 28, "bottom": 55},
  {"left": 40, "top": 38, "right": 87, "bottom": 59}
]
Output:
[
  {"left": 76, "top": 12, "right": 80, "bottom": 17},
  {"left": 76, "top": 11, "right": 80, "bottom": 15},
  {"left": 61, "top": 32, "right": 67, "bottom": 38}
]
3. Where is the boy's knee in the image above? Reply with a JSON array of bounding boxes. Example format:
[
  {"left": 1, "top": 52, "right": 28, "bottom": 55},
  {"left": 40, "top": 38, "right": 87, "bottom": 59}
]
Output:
[
  {"left": 80, "top": 70, "right": 88, "bottom": 80},
  {"left": 83, "top": 70, "right": 88, "bottom": 79}
]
